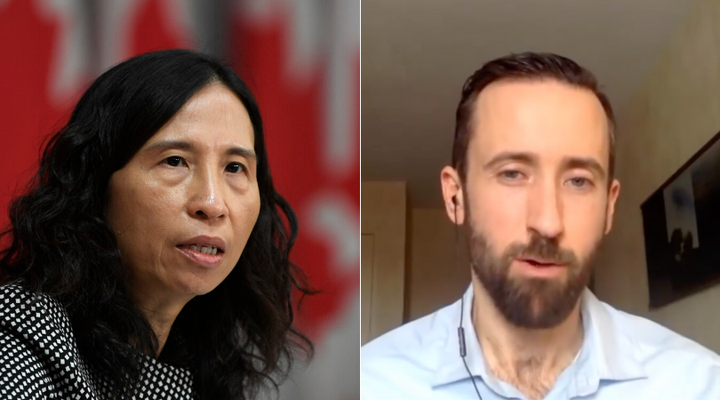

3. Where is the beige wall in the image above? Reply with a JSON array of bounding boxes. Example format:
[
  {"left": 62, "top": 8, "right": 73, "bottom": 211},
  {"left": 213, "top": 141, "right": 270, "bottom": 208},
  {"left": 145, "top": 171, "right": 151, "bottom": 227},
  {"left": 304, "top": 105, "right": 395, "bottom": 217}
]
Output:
[
  {"left": 596, "top": 0, "right": 720, "bottom": 351},
  {"left": 361, "top": 182, "right": 408, "bottom": 339},
  {"left": 407, "top": 208, "right": 470, "bottom": 321},
  {"left": 364, "top": 0, "right": 720, "bottom": 351}
]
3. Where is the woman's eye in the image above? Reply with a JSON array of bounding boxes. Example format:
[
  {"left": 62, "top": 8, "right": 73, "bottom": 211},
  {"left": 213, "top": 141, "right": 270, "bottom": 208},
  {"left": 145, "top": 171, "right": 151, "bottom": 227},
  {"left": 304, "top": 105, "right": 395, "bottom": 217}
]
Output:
[
  {"left": 226, "top": 162, "right": 245, "bottom": 174},
  {"left": 165, "top": 156, "right": 184, "bottom": 167}
]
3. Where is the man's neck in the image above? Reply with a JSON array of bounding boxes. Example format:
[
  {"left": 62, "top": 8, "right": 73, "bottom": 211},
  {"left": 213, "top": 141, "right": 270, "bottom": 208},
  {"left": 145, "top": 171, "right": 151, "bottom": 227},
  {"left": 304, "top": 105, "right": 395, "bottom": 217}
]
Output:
[{"left": 470, "top": 278, "right": 584, "bottom": 400}]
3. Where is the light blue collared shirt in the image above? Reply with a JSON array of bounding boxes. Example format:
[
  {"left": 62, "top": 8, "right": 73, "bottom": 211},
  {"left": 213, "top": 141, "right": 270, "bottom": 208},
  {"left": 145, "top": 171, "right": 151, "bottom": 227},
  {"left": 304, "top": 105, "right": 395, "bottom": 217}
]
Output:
[{"left": 361, "top": 285, "right": 720, "bottom": 399}]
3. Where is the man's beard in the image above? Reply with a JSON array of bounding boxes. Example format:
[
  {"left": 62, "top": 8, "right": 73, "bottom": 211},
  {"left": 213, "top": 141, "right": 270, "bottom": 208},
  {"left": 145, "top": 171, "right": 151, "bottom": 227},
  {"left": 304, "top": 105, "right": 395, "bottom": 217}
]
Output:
[{"left": 466, "top": 219, "right": 599, "bottom": 329}]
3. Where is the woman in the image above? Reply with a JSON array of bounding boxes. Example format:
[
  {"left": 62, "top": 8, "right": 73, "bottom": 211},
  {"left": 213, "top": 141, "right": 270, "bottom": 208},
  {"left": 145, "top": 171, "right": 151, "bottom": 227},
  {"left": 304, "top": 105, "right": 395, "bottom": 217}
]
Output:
[{"left": 0, "top": 49, "right": 313, "bottom": 399}]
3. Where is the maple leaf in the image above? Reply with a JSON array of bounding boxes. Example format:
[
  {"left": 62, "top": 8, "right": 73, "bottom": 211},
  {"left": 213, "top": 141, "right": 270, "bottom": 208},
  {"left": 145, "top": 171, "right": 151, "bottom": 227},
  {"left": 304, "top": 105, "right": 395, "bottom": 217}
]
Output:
[{"left": 230, "top": 8, "right": 359, "bottom": 341}]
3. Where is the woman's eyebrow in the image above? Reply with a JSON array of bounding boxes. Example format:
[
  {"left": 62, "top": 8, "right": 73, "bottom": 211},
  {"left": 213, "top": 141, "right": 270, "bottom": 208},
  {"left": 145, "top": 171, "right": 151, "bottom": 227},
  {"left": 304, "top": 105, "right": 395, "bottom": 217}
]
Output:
[
  {"left": 144, "top": 140, "right": 256, "bottom": 161},
  {"left": 226, "top": 146, "right": 257, "bottom": 161},
  {"left": 144, "top": 140, "right": 193, "bottom": 153}
]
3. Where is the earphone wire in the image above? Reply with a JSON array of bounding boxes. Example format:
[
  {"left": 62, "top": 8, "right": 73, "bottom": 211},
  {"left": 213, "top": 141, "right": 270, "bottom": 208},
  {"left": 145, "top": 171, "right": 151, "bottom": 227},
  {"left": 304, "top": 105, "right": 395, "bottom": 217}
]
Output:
[{"left": 454, "top": 199, "right": 483, "bottom": 400}]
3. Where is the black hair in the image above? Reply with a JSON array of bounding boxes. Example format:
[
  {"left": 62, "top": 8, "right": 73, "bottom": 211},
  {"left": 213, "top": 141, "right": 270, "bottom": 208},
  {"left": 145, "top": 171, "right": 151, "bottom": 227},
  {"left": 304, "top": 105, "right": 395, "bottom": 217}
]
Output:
[{"left": 0, "top": 49, "right": 313, "bottom": 399}]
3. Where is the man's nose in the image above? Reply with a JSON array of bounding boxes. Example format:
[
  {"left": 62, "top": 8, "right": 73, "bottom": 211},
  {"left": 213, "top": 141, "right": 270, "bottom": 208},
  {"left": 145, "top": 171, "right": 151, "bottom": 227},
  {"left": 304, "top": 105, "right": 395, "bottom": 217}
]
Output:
[{"left": 526, "top": 179, "right": 564, "bottom": 239}]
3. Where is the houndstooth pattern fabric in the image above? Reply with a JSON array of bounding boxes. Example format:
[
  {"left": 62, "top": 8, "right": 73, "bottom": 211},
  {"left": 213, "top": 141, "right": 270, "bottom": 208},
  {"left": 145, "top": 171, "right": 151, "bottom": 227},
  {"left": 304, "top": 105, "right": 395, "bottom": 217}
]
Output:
[{"left": 0, "top": 281, "right": 195, "bottom": 399}]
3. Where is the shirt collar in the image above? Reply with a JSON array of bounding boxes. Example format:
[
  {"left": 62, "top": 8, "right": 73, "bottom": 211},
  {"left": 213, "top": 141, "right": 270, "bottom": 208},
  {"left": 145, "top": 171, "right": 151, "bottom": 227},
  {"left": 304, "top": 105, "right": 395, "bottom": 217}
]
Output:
[
  {"left": 580, "top": 288, "right": 647, "bottom": 381},
  {"left": 432, "top": 285, "right": 647, "bottom": 390}
]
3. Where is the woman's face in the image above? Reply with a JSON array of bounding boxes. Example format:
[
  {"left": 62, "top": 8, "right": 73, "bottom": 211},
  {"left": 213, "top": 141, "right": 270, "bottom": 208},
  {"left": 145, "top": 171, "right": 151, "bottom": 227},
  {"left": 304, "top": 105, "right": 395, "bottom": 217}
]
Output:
[{"left": 106, "top": 83, "right": 261, "bottom": 301}]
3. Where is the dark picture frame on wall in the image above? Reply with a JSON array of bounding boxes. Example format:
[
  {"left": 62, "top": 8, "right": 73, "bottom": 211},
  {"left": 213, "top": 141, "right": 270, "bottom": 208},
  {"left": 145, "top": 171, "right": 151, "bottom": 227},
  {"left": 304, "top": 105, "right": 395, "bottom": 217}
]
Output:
[{"left": 641, "top": 130, "right": 720, "bottom": 309}]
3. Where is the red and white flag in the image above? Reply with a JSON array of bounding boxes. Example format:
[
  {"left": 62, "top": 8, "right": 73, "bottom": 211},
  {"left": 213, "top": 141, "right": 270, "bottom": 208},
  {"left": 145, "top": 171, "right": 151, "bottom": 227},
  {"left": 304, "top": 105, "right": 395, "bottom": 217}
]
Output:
[
  {"left": 0, "top": 0, "right": 196, "bottom": 229},
  {"left": 0, "top": 2, "right": 359, "bottom": 398},
  {"left": 0, "top": 0, "right": 89, "bottom": 230},
  {"left": 231, "top": 1, "right": 360, "bottom": 398}
]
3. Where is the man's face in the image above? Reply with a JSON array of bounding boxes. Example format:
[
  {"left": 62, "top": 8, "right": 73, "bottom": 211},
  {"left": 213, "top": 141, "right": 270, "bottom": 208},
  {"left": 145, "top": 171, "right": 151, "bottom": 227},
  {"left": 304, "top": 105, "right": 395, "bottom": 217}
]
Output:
[{"left": 446, "top": 79, "right": 619, "bottom": 329}]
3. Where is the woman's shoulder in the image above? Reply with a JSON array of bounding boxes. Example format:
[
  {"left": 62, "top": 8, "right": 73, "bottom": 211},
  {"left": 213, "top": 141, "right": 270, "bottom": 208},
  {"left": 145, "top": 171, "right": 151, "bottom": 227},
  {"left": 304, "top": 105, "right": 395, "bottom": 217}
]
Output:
[
  {"left": 0, "top": 280, "right": 97, "bottom": 399},
  {"left": 0, "top": 281, "right": 196, "bottom": 399},
  {"left": 0, "top": 280, "right": 73, "bottom": 339}
]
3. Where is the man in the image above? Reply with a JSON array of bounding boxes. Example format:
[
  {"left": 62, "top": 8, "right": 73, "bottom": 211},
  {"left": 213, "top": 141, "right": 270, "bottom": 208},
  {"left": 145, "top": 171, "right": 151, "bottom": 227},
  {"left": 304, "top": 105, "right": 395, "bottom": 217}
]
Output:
[{"left": 360, "top": 52, "right": 720, "bottom": 400}]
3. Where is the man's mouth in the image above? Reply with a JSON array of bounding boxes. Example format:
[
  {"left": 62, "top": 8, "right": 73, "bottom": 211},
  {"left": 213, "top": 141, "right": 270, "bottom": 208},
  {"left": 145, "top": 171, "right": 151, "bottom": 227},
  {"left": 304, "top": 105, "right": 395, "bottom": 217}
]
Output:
[{"left": 517, "top": 257, "right": 564, "bottom": 267}]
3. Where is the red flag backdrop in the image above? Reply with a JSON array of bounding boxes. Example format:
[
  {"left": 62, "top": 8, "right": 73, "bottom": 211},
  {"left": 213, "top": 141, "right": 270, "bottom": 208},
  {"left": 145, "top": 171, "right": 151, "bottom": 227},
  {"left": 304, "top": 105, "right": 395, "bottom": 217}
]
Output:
[{"left": 0, "top": 1, "right": 359, "bottom": 398}]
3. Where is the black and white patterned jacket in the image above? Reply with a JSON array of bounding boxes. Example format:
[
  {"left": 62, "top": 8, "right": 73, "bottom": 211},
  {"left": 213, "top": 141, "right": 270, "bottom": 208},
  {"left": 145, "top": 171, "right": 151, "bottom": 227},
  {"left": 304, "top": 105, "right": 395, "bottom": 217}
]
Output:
[{"left": 0, "top": 281, "right": 195, "bottom": 399}]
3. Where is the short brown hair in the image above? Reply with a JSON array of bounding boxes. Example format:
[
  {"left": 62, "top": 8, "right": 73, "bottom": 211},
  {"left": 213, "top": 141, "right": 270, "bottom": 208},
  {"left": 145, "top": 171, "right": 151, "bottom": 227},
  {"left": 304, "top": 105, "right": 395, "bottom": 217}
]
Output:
[{"left": 452, "top": 52, "right": 616, "bottom": 182}]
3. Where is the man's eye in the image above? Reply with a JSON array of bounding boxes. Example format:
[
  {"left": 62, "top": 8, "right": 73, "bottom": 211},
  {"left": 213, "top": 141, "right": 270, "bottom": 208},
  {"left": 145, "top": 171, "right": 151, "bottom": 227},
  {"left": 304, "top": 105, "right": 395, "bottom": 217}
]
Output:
[
  {"left": 500, "top": 170, "right": 523, "bottom": 180},
  {"left": 165, "top": 156, "right": 184, "bottom": 167},
  {"left": 226, "top": 163, "right": 245, "bottom": 173},
  {"left": 568, "top": 177, "right": 590, "bottom": 187}
]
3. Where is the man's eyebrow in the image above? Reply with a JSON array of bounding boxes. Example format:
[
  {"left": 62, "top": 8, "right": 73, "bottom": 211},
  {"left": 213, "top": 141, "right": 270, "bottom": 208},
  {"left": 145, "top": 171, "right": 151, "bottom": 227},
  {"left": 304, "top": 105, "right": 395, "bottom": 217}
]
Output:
[
  {"left": 144, "top": 140, "right": 257, "bottom": 161},
  {"left": 561, "top": 156, "right": 606, "bottom": 180},
  {"left": 483, "top": 151, "right": 538, "bottom": 170},
  {"left": 482, "top": 151, "right": 607, "bottom": 179}
]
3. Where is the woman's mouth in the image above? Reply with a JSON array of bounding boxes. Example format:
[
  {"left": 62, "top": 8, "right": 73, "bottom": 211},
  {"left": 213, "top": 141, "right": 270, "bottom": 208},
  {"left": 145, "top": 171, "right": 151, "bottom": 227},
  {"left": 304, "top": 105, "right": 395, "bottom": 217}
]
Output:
[
  {"left": 176, "top": 244, "right": 224, "bottom": 268},
  {"left": 181, "top": 244, "right": 220, "bottom": 255}
]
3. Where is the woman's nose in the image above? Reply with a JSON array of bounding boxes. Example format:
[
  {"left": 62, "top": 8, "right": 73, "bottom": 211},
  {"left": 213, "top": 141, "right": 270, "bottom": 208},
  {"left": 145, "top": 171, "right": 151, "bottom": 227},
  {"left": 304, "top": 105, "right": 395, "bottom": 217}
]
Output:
[{"left": 187, "top": 171, "right": 228, "bottom": 221}]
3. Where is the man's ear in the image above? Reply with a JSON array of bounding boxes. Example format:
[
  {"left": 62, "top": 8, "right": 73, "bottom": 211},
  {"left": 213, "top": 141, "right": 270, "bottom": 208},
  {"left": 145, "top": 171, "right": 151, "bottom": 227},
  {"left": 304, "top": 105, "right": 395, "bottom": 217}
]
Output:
[
  {"left": 604, "top": 179, "right": 621, "bottom": 234},
  {"left": 441, "top": 166, "right": 464, "bottom": 225}
]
